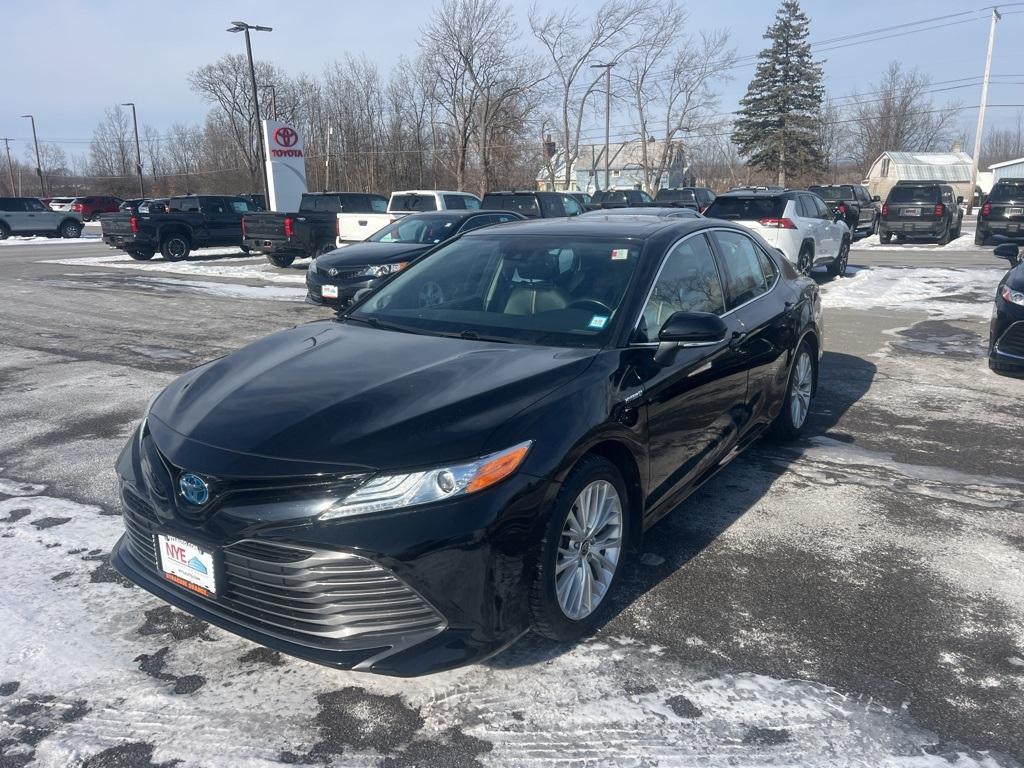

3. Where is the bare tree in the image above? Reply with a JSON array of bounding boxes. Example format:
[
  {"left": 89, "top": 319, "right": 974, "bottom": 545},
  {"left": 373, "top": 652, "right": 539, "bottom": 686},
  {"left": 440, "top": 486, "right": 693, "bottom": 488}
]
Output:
[
  {"left": 530, "top": 0, "right": 658, "bottom": 191},
  {"left": 621, "top": 3, "right": 734, "bottom": 193},
  {"left": 88, "top": 106, "right": 134, "bottom": 180},
  {"left": 847, "top": 62, "right": 962, "bottom": 171},
  {"left": 980, "top": 110, "right": 1024, "bottom": 167}
]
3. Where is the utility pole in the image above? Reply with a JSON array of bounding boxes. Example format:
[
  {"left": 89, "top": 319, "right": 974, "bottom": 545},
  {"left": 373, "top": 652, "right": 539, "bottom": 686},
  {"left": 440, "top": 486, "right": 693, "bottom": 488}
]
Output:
[
  {"left": 968, "top": 6, "right": 1000, "bottom": 214},
  {"left": 2, "top": 138, "right": 15, "bottom": 196},
  {"left": 228, "top": 21, "right": 272, "bottom": 204},
  {"left": 121, "top": 102, "right": 145, "bottom": 197},
  {"left": 20, "top": 115, "right": 46, "bottom": 197},
  {"left": 590, "top": 62, "right": 615, "bottom": 190},
  {"left": 325, "top": 124, "right": 333, "bottom": 191}
]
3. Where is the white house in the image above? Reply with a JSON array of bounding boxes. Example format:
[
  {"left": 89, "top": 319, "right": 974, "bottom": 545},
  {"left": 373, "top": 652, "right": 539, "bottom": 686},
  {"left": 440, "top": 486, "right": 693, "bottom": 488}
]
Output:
[
  {"left": 865, "top": 151, "right": 974, "bottom": 202},
  {"left": 537, "top": 140, "right": 689, "bottom": 193}
]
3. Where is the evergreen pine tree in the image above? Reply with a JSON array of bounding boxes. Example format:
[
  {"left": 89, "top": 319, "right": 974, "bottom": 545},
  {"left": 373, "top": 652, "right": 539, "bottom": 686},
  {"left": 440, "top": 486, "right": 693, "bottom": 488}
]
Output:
[{"left": 732, "top": 0, "right": 825, "bottom": 186}]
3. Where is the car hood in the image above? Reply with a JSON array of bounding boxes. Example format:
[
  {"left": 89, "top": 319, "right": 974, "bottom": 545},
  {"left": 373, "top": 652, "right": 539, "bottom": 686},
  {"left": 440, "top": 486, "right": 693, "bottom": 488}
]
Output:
[
  {"left": 317, "top": 241, "right": 431, "bottom": 268},
  {"left": 147, "top": 321, "right": 597, "bottom": 476}
]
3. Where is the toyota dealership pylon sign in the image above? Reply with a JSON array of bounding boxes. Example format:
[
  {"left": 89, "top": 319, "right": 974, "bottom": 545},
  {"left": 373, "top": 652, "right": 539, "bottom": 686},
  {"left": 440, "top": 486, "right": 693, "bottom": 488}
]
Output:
[{"left": 262, "top": 119, "right": 308, "bottom": 212}]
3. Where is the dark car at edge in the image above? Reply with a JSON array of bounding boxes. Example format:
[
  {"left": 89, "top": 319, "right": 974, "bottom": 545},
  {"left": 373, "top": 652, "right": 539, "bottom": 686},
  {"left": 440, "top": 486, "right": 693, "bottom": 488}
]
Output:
[
  {"left": 989, "top": 242, "right": 1024, "bottom": 376},
  {"left": 112, "top": 216, "right": 824, "bottom": 676},
  {"left": 306, "top": 209, "right": 525, "bottom": 308},
  {"left": 977, "top": 178, "right": 1024, "bottom": 245}
]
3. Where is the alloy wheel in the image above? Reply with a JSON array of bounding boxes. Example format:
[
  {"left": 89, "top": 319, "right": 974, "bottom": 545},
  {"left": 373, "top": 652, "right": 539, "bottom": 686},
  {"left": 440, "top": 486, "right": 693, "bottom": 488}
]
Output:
[
  {"left": 555, "top": 479, "right": 623, "bottom": 621},
  {"left": 168, "top": 238, "right": 187, "bottom": 258},
  {"left": 789, "top": 351, "right": 813, "bottom": 429},
  {"left": 798, "top": 249, "right": 811, "bottom": 274}
]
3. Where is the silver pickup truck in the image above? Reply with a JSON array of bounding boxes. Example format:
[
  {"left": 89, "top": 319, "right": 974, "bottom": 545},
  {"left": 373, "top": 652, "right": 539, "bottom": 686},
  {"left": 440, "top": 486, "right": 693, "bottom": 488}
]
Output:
[{"left": 0, "top": 197, "right": 83, "bottom": 239}]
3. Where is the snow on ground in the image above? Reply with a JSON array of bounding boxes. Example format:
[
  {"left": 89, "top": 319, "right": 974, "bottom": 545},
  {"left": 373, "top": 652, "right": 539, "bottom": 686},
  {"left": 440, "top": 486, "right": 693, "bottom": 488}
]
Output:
[
  {"left": 42, "top": 252, "right": 308, "bottom": 284},
  {"left": 0, "top": 234, "right": 101, "bottom": 246},
  {"left": 820, "top": 267, "right": 1005, "bottom": 320},
  {"left": 0, "top": 482, "right": 1014, "bottom": 768},
  {"left": 852, "top": 223, "right": 984, "bottom": 253}
]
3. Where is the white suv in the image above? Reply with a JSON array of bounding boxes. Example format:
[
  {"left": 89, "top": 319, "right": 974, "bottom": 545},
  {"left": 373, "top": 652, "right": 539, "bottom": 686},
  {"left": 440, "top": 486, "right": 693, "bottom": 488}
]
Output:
[{"left": 705, "top": 189, "right": 850, "bottom": 277}]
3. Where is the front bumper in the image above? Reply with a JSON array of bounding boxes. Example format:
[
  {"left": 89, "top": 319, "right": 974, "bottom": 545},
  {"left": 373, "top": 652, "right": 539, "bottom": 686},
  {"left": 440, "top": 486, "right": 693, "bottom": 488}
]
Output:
[
  {"left": 990, "top": 306, "right": 1024, "bottom": 376},
  {"left": 112, "top": 428, "right": 548, "bottom": 676},
  {"left": 305, "top": 268, "right": 380, "bottom": 309},
  {"left": 977, "top": 222, "right": 1024, "bottom": 240}
]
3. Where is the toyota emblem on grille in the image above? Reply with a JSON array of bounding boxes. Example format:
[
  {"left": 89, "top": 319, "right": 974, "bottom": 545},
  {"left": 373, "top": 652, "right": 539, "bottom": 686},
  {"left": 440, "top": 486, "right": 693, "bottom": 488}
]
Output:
[
  {"left": 328, "top": 267, "right": 339, "bottom": 277},
  {"left": 179, "top": 473, "right": 209, "bottom": 505}
]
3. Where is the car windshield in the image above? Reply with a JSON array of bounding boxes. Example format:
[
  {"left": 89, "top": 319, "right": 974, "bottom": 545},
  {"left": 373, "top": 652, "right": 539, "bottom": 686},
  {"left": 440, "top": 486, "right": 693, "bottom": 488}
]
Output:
[
  {"left": 889, "top": 186, "right": 939, "bottom": 203},
  {"left": 705, "top": 196, "right": 785, "bottom": 220},
  {"left": 810, "top": 186, "right": 855, "bottom": 201},
  {"left": 989, "top": 183, "right": 1024, "bottom": 202},
  {"left": 369, "top": 214, "right": 462, "bottom": 244},
  {"left": 391, "top": 194, "right": 437, "bottom": 213},
  {"left": 349, "top": 234, "right": 644, "bottom": 347}
]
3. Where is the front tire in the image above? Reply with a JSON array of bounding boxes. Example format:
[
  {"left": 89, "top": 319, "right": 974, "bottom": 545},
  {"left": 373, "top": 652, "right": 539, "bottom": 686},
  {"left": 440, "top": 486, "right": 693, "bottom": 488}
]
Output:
[
  {"left": 127, "top": 249, "right": 155, "bottom": 261},
  {"left": 797, "top": 244, "right": 813, "bottom": 275},
  {"left": 530, "top": 455, "right": 630, "bottom": 642},
  {"left": 0, "top": 222, "right": 9, "bottom": 240},
  {"left": 826, "top": 238, "right": 850, "bottom": 278},
  {"left": 160, "top": 234, "right": 191, "bottom": 261},
  {"left": 59, "top": 220, "right": 82, "bottom": 239},
  {"left": 771, "top": 340, "right": 815, "bottom": 441}
]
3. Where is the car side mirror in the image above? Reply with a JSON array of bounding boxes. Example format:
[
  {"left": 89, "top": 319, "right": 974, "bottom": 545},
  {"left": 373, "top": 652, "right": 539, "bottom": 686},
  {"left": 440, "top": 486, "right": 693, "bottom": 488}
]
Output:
[
  {"left": 653, "top": 311, "right": 728, "bottom": 366},
  {"left": 994, "top": 243, "right": 1020, "bottom": 267},
  {"left": 872, "top": 195, "right": 880, "bottom": 202}
]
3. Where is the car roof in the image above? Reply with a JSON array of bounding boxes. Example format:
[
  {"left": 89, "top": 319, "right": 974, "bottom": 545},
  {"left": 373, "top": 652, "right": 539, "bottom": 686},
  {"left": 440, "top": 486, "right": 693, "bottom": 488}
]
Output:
[
  {"left": 394, "top": 209, "right": 519, "bottom": 221},
  {"left": 391, "top": 190, "right": 477, "bottom": 196},
  {"left": 579, "top": 207, "right": 700, "bottom": 218},
  {"left": 461, "top": 215, "right": 708, "bottom": 239},
  {"left": 715, "top": 189, "right": 792, "bottom": 198}
]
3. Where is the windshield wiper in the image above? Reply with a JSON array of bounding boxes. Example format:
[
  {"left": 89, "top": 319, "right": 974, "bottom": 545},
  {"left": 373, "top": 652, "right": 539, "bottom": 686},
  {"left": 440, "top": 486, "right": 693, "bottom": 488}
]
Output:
[
  {"left": 455, "top": 329, "right": 514, "bottom": 344},
  {"left": 346, "top": 316, "right": 424, "bottom": 335}
]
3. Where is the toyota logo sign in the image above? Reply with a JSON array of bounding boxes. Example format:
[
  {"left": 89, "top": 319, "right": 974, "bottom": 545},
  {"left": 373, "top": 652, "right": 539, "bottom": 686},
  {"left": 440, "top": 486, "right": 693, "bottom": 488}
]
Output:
[{"left": 274, "top": 126, "right": 298, "bottom": 148}]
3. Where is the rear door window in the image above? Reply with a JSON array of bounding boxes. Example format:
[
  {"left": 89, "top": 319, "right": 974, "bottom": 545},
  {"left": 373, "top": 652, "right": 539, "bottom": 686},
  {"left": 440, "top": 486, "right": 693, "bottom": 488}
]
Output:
[
  {"left": 561, "top": 195, "right": 582, "bottom": 216},
  {"left": 540, "top": 195, "right": 565, "bottom": 217},
  {"left": 711, "top": 230, "right": 771, "bottom": 308},
  {"left": 705, "top": 196, "right": 785, "bottom": 221},
  {"left": 637, "top": 234, "right": 725, "bottom": 343}
]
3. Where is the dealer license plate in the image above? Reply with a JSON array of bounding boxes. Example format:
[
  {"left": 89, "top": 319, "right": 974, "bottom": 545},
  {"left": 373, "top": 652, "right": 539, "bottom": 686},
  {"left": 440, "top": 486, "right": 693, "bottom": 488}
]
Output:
[
  {"left": 157, "top": 534, "right": 217, "bottom": 596},
  {"left": 322, "top": 284, "right": 339, "bottom": 299},
  {"left": 902, "top": 207, "right": 921, "bottom": 216},
  {"left": 1008, "top": 207, "right": 1023, "bottom": 216}
]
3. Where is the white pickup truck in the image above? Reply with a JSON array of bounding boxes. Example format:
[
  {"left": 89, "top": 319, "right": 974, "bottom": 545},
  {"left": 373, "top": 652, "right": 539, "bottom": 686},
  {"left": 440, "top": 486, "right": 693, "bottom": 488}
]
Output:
[
  {"left": 387, "top": 190, "right": 482, "bottom": 218},
  {"left": 334, "top": 193, "right": 392, "bottom": 247}
]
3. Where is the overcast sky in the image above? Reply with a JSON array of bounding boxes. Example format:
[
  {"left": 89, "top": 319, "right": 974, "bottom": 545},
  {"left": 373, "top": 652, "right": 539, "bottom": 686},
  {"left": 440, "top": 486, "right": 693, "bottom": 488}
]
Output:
[{"left": 4, "top": 0, "right": 1022, "bottom": 163}]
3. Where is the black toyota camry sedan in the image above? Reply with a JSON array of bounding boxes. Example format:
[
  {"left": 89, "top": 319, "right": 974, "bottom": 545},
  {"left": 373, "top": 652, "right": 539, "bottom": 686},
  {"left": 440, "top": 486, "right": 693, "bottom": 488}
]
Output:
[
  {"left": 990, "top": 243, "right": 1024, "bottom": 376},
  {"left": 113, "top": 217, "right": 824, "bottom": 676},
  {"left": 306, "top": 209, "right": 525, "bottom": 308}
]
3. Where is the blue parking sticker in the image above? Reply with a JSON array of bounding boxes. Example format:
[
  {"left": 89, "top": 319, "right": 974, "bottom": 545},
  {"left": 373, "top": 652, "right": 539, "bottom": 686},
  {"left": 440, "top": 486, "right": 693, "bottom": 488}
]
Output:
[{"left": 588, "top": 315, "right": 608, "bottom": 329}]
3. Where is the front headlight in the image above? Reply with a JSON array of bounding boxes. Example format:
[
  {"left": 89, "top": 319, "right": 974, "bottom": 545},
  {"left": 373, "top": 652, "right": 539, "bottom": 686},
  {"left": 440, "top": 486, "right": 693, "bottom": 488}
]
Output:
[
  {"left": 1002, "top": 284, "right": 1024, "bottom": 306},
  {"left": 359, "top": 262, "right": 408, "bottom": 278},
  {"left": 320, "top": 440, "right": 532, "bottom": 521}
]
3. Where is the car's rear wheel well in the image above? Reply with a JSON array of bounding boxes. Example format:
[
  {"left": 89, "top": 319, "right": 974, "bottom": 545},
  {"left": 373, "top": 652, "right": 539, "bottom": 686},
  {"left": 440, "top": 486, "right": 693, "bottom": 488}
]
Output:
[{"left": 579, "top": 440, "right": 644, "bottom": 548}]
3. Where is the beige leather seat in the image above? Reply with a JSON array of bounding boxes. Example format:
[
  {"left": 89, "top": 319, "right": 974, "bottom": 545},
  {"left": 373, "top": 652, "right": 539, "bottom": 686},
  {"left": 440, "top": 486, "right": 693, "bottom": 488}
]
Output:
[{"left": 504, "top": 256, "right": 570, "bottom": 315}]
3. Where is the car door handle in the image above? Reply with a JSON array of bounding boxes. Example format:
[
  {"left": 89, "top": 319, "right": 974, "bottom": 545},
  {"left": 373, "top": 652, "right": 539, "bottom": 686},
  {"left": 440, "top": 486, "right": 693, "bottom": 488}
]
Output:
[
  {"left": 729, "top": 330, "right": 747, "bottom": 348},
  {"left": 358, "top": 220, "right": 367, "bottom": 226}
]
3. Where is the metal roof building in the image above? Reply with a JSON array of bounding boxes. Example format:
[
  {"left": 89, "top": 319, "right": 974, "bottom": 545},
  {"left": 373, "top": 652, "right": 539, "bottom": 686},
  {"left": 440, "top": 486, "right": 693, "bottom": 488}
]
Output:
[
  {"left": 865, "top": 151, "right": 974, "bottom": 200},
  {"left": 989, "top": 156, "right": 1024, "bottom": 182}
]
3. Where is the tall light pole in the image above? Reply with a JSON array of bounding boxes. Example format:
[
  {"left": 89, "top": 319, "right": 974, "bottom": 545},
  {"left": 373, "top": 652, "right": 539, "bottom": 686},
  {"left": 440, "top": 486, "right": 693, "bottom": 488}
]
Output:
[
  {"left": 121, "top": 102, "right": 145, "bottom": 197},
  {"left": 968, "top": 7, "right": 1000, "bottom": 214},
  {"left": 20, "top": 115, "right": 46, "bottom": 197},
  {"left": 2, "top": 138, "right": 15, "bottom": 197},
  {"left": 228, "top": 21, "right": 272, "bottom": 204},
  {"left": 590, "top": 62, "right": 615, "bottom": 190}
]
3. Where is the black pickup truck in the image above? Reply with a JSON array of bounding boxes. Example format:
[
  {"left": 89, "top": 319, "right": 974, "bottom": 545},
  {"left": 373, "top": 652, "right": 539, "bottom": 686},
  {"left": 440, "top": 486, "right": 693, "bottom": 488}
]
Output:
[
  {"left": 977, "top": 178, "right": 1024, "bottom": 245},
  {"left": 101, "top": 194, "right": 257, "bottom": 261},
  {"left": 243, "top": 193, "right": 390, "bottom": 267},
  {"left": 808, "top": 184, "right": 880, "bottom": 238}
]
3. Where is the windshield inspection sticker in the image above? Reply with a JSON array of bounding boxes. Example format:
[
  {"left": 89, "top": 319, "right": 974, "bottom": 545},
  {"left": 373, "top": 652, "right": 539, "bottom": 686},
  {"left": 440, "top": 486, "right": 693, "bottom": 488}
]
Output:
[
  {"left": 588, "top": 315, "right": 609, "bottom": 329},
  {"left": 611, "top": 248, "right": 630, "bottom": 260}
]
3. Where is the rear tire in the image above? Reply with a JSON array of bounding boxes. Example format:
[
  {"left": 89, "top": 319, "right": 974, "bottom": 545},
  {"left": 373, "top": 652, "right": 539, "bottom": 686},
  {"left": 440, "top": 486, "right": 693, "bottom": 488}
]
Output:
[
  {"left": 529, "top": 455, "right": 631, "bottom": 642},
  {"left": 160, "top": 234, "right": 191, "bottom": 261},
  {"left": 59, "top": 220, "right": 82, "bottom": 239},
  {"left": 0, "top": 222, "right": 9, "bottom": 240},
  {"left": 975, "top": 231, "right": 987, "bottom": 246},
  {"left": 240, "top": 245, "right": 252, "bottom": 255},
  {"left": 267, "top": 253, "right": 295, "bottom": 268},
  {"left": 770, "top": 340, "right": 815, "bottom": 441},
  {"left": 127, "top": 249, "right": 155, "bottom": 261},
  {"left": 937, "top": 223, "right": 951, "bottom": 246},
  {"left": 951, "top": 220, "right": 962, "bottom": 239},
  {"left": 880, "top": 230, "right": 893, "bottom": 244},
  {"left": 826, "top": 238, "right": 850, "bottom": 278}
]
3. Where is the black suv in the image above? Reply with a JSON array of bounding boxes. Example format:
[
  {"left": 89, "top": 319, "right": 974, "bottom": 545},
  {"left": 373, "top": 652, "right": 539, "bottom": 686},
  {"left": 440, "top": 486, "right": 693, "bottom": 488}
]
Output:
[
  {"left": 654, "top": 187, "right": 716, "bottom": 211},
  {"left": 479, "top": 191, "right": 584, "bottom": 218},
  {"left": 879, "top": 180, "right": 963, "bottom": 245},
  {"left": 977, "top": 178, "right": 1024, "bottom": 245}
]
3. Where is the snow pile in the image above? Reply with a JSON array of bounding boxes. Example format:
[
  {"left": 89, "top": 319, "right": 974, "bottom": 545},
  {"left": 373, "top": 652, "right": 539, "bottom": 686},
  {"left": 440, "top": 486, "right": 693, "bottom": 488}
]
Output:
[
  {"left": 820, "top": 267, "right": 1004, "bottom": 319},
  {"left": 852, "top": 224, "right": 983, "bottom": 252},
  {"left": 42, "top": 253, "right": 307, "bottom": 284}
]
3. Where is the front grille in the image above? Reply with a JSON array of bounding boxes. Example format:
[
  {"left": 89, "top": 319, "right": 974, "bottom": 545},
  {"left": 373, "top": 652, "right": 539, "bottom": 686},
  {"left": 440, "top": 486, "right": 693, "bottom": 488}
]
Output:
[
  {"left": 119, "top": 490, "right": 445, "bottom": 647},
  {"left": 997, "top": 322, "right": 1024, "bottom": 358},
  {"left": 220, "top": 542, "right": 445, "bottom": 641},
  {"left": 323, "top": 268, "right": 361, "bottom": 280}
]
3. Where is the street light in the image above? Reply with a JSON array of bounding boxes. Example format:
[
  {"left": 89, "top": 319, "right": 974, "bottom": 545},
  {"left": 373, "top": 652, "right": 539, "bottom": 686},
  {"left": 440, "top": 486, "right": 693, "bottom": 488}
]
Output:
[
  {"left": 228, "top": 20, "right": 273, "bottom": 207},
  {"left": 590, "top": 62, "right": 615, "bottom": 191},
  {"left": 20, "top": 114, "right": 46, "bottom": 197},
  {"left": 121, "top": 102, "right": 145, "bottom": 197}
]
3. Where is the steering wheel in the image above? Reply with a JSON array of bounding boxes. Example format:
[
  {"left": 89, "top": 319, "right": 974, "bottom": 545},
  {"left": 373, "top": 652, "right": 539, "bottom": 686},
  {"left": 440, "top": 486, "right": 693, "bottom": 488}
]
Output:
[{"left": 566, "top": 298, "right": 613, "bottom": 315}]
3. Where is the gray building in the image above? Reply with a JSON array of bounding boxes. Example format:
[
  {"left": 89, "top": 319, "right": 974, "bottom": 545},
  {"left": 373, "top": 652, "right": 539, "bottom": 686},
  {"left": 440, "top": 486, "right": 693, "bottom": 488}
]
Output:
[{"left": 864, "top": 150, "right": 974, "bottom": 202}]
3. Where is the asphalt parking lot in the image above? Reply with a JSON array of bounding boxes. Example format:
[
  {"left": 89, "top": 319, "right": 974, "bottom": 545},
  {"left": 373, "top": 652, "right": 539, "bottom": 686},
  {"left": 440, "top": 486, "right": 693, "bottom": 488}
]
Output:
[{"left": 1, "top": 223, "right": 1023, "bottom": 767}]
